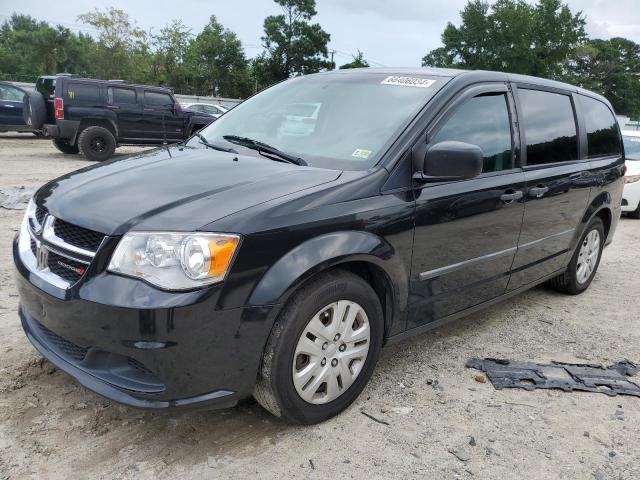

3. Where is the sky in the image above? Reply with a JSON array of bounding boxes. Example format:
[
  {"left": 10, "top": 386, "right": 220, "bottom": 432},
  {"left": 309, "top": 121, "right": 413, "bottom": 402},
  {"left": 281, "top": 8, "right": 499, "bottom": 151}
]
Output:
[{"left": 1, "top": 0, "right": 639, "bottom": 67}]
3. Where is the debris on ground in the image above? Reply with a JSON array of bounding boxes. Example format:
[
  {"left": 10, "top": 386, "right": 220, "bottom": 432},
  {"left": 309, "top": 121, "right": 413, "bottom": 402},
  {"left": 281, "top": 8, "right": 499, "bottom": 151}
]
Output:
[
  {"left": 467, "top": 358, "right": 640, "bottom": 397},
  {"left": 448, "top": 446, "right": 471, "bottom": 462},
  {"left": 0, "top": 186, "right": 36, "bottom": 210}
]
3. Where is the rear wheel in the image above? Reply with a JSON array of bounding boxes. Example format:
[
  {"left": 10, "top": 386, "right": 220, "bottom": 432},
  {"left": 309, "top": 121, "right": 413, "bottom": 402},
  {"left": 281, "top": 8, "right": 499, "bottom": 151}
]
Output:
[
  {"left": 629, "top": 204, "right": 640, "bottom": 220},
  {"left": 547, "top": 217, "right": 604, "bottom": 295},
  {"left": 254, "top": 269, "right": 383, "bottom": 424},
  {"left": 77, "top": 126, "right": 116, "bottom": 162},
  {"left": 52, "top": 138, "right": 79, "bottom": 154}
]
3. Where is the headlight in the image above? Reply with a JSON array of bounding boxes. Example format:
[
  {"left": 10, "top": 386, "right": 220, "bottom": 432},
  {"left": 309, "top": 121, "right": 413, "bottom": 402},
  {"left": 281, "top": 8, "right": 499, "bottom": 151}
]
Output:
[
  {"left": 107, "top": 232, "right": 240, "bottom": 290},
  {"left": 625, "top": 175, "right": 640, "bottom": 184}
]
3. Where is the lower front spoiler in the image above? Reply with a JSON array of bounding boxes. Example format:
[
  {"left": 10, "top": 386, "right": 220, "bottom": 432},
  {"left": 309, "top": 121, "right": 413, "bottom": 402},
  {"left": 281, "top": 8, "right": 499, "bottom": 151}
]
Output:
[{"left": 20, "top": 308, "right": 238, "bottom": 410}]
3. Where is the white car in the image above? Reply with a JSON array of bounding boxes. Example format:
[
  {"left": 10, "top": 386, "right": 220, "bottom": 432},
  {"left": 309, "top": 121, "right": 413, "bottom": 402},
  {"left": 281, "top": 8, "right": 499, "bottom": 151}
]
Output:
[
  {"left": 182, "top": 103, "right": 228, "bottom": 119},
  {"left": 623, "top": 130, "right": 640, "bottom": 218}
]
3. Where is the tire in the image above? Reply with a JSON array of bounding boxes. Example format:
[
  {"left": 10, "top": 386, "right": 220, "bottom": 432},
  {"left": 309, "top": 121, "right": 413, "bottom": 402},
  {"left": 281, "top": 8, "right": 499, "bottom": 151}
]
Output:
[
  {"left": 22, "top": 90, "right": 47, "bottom": 130},
  {"left": 547, "top": 217, "right": 604, "bottom": 295},
  {"left": 629, "top": 204, "right": 640, "bottom": 220},
  {"left": 52, "top": 138, "right": 79, "bottom": 154},
  {"left": 254, "top": 269, "right": 384, "bottom": 424},
  {"left": 77, "top": 126, "right": 116, "bottom": 162}
]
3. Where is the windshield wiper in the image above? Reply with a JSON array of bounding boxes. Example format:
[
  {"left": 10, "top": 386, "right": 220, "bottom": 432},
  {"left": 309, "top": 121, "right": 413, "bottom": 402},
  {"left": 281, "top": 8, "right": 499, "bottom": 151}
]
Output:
[
  {"left": 195, "top": 132, "right": 237, "bottom": 153},
  {"left": 222, "top": 135, "right": 306, "bottom": 166}
]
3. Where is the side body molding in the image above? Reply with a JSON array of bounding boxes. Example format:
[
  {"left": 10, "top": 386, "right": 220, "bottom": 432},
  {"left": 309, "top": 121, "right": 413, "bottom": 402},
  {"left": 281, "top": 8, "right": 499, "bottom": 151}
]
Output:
[{"left": 248, "top": 230, "right": 409, "bottom": 324}]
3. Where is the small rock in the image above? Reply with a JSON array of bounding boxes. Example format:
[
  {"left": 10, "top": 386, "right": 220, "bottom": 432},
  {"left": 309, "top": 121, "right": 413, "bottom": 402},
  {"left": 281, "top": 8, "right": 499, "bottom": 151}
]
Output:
[
  {"left": 468, "top": 436, "right": 476, "bottom": 447},
  {"left": 343, "top": 459, "right": 351, "bottom": 464},
  {"left": 380, "top": 405, "right": 391, "bottom": 413},
  {"left": 448, "top": 447, "right": 471, "bottom": 462},
  {"left": 474, "top": 374, "right": 487, "bottom": 384},
  {"left": 608, "top": 451, "right": 616, "bottom": 458},
  {"left": 583, "top": 431, "right": 590, "bottom": 438},
  {"left": 391, "top": 406, "right": 414, "bottom": 415},
  {"left": 594, "top": 470, "right": 605, "bottom": 480}
]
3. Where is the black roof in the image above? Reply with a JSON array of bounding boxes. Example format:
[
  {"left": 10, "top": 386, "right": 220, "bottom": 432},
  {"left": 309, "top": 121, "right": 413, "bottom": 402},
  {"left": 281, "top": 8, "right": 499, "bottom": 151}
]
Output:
[
  {"left": 318, "top": 67, "right": 610, "bottom": 106},
  {"left": 38, "top": 75, "right": 172, "bottom": 93}
]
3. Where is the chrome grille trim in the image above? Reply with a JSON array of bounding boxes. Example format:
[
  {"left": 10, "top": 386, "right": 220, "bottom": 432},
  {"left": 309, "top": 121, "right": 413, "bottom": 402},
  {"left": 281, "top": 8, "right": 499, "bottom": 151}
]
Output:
[
  {"left": 42, "top": 216, "right": 99, "bottom": 259},
  {"left": 20, "top": 210, "right": 104, "bottom": 290}
]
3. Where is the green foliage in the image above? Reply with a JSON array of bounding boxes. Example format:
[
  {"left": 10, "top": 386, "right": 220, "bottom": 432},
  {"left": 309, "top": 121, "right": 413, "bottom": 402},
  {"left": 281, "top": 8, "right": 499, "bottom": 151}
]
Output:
[
  {"left": 186, "top": 16, "right": 253, "bottom": 98},
  {"left": 0, "top": 14, "right": 94, "bottom": 82},
  {"left": 422, "top": 0, "right": 586, "bottom": 78},
  {"left": 255, "top": 0, "right": 333, "bottom": 89},
  {"left": 339, "top": 50, "right": 370, "bottom": 69},
  {"left": 567, "top": 38, "right": 640, "bottom": 119}
]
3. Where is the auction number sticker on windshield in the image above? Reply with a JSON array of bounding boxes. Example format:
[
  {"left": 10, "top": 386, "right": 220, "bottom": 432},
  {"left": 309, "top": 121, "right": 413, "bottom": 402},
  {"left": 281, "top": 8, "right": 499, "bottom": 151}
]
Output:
[
  {"left": 352, "top": 148, "right": 373, "bottom": 159},
  {"left": 381, "top": 76, "right": 436, "bottom": 88}
]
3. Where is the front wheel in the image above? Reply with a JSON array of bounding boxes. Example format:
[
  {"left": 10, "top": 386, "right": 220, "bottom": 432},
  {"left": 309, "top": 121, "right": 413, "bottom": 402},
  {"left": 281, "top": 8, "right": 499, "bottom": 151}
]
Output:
[
  {"left": 547, "top": 217, "right": 604, "bottom": 295},
  {"left": 254, "top": 269, "right": 383, "bottom": 424}
]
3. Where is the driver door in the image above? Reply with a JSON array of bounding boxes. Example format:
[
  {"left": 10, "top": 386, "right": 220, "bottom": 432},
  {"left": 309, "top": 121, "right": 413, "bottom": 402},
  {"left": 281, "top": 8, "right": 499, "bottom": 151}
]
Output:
[{"left": 407, "top": 84, "right": 526, "bottom": 330}]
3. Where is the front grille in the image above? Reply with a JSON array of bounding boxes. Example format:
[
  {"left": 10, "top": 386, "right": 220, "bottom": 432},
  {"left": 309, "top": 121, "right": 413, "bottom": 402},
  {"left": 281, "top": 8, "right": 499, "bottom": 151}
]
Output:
[
  {"left": 29, "top": 318, "right": 165, "bottom": 394},
  {"left": 35, "top": 206, "right": 47, "bottom": 226},
  {"left": 47, "top": 250, "right": 87, "bottom": 283},
  {"left": 37, "top": 322, "right": 89, "bottom": 362},
  {"left": 128, "top": 357, "right": 154, "bottom": 376},
  {"left": 53, "top": 219, "right": 104, "bottom": 252}
]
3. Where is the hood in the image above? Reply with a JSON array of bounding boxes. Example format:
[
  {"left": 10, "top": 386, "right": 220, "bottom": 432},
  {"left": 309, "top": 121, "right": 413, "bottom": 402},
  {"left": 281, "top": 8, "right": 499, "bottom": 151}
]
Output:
[{"left": 36, "top": 146, "right": 341, "bottom": 235}]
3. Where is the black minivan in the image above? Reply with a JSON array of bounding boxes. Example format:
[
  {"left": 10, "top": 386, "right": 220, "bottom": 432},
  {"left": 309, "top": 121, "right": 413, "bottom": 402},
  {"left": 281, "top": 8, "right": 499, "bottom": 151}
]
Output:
[{"left": 13, "top": 68, "right": 624, "bottom": 424}]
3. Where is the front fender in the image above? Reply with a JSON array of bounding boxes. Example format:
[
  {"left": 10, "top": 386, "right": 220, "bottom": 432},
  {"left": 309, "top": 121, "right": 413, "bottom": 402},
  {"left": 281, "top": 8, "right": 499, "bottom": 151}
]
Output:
[{"left": 248, "top": 230, "right": 409, "bottom": 314}]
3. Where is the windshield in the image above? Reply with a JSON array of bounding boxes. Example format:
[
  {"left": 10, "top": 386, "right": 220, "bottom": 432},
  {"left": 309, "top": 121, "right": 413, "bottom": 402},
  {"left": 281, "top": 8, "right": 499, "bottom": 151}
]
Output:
[
  {"left": 189, "top": 72, "right": 446, "bottom": 170},
  {"left": 624, "top": 135, "right": 640, "bottom": 160}
]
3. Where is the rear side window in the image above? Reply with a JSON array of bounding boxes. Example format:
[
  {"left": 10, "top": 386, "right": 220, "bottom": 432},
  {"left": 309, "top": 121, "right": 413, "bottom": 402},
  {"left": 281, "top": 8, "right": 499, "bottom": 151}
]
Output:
[
  {"left": 518, "top": 89, "right": 578, "bottom": 165},
  {"left": 0, "top": 85, "right": 24, "bottom": 101},
  {"left": 579, "top": 95, "right": 621, "bottom": 157},
  {"left": 108, "top": 87, "right": 137, "bottom": 105},
  {"left": 66, "top": 83, "right": 100, "bottom": 103},
  {"left": 432, "top": 93, "right": 513, "bottom": 173},
  {"left": 144, "top": 91, "right": 173, "bottom": 107}
]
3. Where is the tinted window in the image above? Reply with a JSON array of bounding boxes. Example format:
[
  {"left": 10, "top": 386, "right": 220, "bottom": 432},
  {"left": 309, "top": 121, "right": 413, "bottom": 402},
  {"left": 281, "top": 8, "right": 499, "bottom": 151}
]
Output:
[
  {"left": 144, "top": 91, "right": 173, "bottom": 107},
  {"left": 189, "top": 105, "right": 203, "bottom": 112},
  {"left": 0, "top": 85, "right": 24, "bottom": 101},
  {"left": 109, "top": 87, "right": 137, "bottom": 105},
  {"left": 579, "top": 95, "right": 621, "bottom": 157},
  {"left": 432, "top": 93, "right": 513, "bottom": 173},
  {"left": 66, "top": 83, "right": 100, "bottom": 103},
  {"left": 624, "top": 136, "right": 640, "bottom": 160},
  {"left": 518, "top": 89, "right": 578, "bottom": 165}
]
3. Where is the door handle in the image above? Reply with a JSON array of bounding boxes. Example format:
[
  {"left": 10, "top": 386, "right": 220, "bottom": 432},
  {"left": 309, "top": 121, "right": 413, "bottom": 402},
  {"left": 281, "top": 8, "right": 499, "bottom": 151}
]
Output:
[
  {"left": 528, "top": 185, "right": 549, "bottom": 198},
  {"left": 106, "top": 105, "right": 120, "bottom": 109},
  {"left": 500, "top": 190, "right": 523, "bottom": 203}
]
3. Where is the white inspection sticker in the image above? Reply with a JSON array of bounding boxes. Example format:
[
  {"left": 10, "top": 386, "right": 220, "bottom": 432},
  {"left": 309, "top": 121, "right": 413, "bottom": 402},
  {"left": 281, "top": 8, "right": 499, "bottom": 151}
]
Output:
[{"left": 381, "top": 76, "right": 436, "bottom": 88}]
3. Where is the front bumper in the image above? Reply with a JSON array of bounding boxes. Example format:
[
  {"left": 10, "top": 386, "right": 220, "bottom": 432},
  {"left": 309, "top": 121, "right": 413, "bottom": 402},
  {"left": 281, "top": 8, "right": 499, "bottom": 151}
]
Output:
[
  {"left": 14, "top": 236, "right": 277, "bottom": 410},
  {"left": 622, "top": 180, "right": 640, "bottom": 212}
]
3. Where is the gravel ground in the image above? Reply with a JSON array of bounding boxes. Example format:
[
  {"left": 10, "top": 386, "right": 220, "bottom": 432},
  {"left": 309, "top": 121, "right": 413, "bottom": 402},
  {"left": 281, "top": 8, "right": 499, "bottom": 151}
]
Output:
[{"left": 1, "top": 133, "right": 639, "bottom": 480}]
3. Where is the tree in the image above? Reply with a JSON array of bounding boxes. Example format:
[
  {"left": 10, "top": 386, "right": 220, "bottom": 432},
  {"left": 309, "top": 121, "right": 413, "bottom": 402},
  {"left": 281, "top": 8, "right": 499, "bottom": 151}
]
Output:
[
  {"left": 0, "top": 14, "right": 94, "bottom": 81},
  {"left": 151, "top": 20, "right": 192, "bottom": 91},
  {"left": 568, "top": 38, "right": 640, "bottom": 119},
  {"left": 422, "top": 0, "right": 586, "bottom": 79},
  {"left": 339, "top": 50, "right": 369, "bottom": 69},
  {"left": 77, "top": 8, "right": 151, "bottom": 82},
  {"left": 187, "top": 15, "right": 252, "bottom": 98},
  {"left": 257, "top": 0, "right": 333, "bottom": 88}
]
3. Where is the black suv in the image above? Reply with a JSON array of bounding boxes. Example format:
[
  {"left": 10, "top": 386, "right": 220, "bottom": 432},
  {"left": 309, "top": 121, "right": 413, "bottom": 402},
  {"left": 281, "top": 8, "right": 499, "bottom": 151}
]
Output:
[
  {"left": 23, "top": 75, "right": 215, "bottom": 161},
  {"left": 14, "top": 68, "right": 624, "bottom": 424}
]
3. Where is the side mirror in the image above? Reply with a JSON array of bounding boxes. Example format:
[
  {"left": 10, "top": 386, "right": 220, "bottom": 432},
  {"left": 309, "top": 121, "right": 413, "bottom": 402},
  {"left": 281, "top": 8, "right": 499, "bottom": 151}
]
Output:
[{"left": 413, "top": 141, "right": 483, "bottom": 182}]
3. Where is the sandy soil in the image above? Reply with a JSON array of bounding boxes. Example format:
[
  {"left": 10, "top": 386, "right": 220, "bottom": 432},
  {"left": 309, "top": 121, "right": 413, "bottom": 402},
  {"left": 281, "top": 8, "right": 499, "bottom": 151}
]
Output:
[{"left": 1, "top": 133, "right": 639, "bottom": 480}]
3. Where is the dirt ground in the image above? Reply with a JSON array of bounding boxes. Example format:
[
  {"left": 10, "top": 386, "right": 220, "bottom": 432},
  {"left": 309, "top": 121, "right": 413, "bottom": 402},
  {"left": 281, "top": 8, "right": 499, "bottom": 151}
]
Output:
[{"left": 1, "top": 133, "right": 639, "bottom": 480}]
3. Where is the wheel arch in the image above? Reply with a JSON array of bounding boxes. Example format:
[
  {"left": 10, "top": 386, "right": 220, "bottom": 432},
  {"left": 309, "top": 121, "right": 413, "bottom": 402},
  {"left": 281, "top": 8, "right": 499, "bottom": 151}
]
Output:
[
  {"left": 248, "top": 231, "right": 409, "bottom": 340},
  {"left": 75, "top": 117, "right": 118, "bottom": 144}
]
